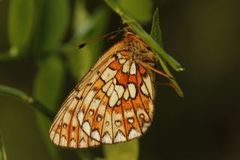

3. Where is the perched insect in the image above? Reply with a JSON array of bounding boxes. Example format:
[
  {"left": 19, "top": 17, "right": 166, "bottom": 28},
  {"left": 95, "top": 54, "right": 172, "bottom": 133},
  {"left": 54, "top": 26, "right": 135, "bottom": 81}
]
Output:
[{"left": 49, "top": 30, "right": 167, "bottom": 148}]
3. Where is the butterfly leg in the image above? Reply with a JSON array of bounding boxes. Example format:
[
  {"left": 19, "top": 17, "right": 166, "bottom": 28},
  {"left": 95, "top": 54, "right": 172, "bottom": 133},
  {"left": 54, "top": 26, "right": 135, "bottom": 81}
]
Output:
[
  {"left": 159, "top": 82, "right": 180, "bottom": 94},
  {"left": 137, "top": 60, "right": 174, "bottom": 80}
]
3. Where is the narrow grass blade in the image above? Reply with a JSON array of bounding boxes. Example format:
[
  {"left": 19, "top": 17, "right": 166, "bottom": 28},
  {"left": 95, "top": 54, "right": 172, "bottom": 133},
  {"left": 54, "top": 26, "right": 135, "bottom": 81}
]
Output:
[{"left": 151, "top": 9, "right": 184, "bottom": 97}]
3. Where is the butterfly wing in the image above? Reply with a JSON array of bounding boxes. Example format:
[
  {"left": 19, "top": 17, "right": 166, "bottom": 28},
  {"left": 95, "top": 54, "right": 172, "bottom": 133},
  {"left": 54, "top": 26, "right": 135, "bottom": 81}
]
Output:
[
  {"left": 49, "top": 43, "right": 123, "bottom": 148},
  {"left": 80, "top": 51, "right": 155, "bottom": 144},
  {"left": 49, "top": 41, "right": 155, "bottom": 148}
]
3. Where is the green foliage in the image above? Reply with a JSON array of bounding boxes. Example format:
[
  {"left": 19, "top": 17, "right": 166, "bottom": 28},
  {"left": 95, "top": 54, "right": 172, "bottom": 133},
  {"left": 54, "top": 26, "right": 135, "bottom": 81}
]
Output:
[
  {"left": 33, "top": 56, "right": 66, "bottom": 160},
  {"left": 119, "top": 0, "right": 152, "bottom": 23},
  {"left": 8, "top": 0, "right": 34, "bottom": 55},
  {"left": 104, "top": 140, "right": 139, "bottom": 160},
  {"left": 36, "top": 0, "right": 70, "bottom": 53},
  {"left": 150, "top": 9, "right": 163, "bottom": 47},
  {"left": 0, "top": 85, "right": 53, "bottom": 119},
  {"left": 33, "top": 56, "right": 65, "bottom": 111},
  {"left": 0, "top": 135, "right": 7, "bottom": 160}
]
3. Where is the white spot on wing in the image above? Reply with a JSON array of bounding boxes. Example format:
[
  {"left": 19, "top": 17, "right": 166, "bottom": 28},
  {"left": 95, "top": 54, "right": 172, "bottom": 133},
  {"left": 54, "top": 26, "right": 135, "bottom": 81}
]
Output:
[
  {"left": 142, "top": 122, "right": 151, "bottom": 133},
  {"left": 79, "top": 138, "right": 87, "bottom": 148},
  {"left": 102, "top": 79, "right": 112, "bottom": 92},
  {"left": 60, "top": 137, "right": 67, "bottom": 146},
  {"left": 116, "top": 52, "right": 124, "bottom": 59},
  {"left": 53, "top": 133, "right": 60, "bottom": 145},
  {"left": 119, "top": 58, "right": 126, "bottom": 64},
  {"left": 143, "top": 74, "right": 153, "bottom": 99},
  {"left": 122, "top": 60, "right": 130, "bottom": 73},
  {"left": 101, "top": 67, "right": 117, "bottom": 82},
  {"left": 77, "top": 111, "right": 84, "bottom": 125},
  {"left": 109, "top": 91, "right": 118, "bottom": 107},
  {"left": 102, "top": 132, "right": 112, "bottom": 144},
  {"left": 115, "top": 84, "right": 124, "bottom": 98},
  {"left": 91, "top": 130, "right": 101, "bottom": 141},
  {"left": 123, "top": 89, "right": 129, "bottom": 100},
  {"left": 82, "top": 121, "right": 91, "bottom": 135},
  {"left": 130, "top": 62, "right": 137, "bottom": 75},
  {"left": 127, "top": 117, "right": 134, "bottom": 124},
  {"left": 114, "top": 130, "right": 126, "bottom": 143},
  {"left": 128, "top": 83, "right": 137, "bottom": 99},
  {"left": 128, "top": 128, "right": 141, "bottom": 140},
  {"left": 69, "top": 139, "right": 77, "bottom": 148},
  {"left": 107, "top": 83, "right": 114, "bottom": 96},
  {"left": 141, "top": 83, "right": 149, "bottom": 96}
]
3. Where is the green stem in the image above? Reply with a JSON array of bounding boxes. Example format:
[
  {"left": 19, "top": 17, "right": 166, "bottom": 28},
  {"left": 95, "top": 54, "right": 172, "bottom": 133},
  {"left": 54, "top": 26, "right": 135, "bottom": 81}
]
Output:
[{"left": 0, "top": 85, "right": 54, "bottom": 120}]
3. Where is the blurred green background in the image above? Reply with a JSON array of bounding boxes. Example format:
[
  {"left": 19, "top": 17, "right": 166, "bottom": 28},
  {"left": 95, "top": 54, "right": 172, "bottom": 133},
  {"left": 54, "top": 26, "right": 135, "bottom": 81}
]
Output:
[{"left": 0, "top": 0, "right": 240, "bottom": 160}]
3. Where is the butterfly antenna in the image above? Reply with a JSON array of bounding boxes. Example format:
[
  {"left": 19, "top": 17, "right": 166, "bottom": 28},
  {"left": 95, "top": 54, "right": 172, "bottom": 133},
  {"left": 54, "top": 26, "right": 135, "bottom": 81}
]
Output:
[{"left": 78, "top": 29, "right": 125, "bottom": 49}]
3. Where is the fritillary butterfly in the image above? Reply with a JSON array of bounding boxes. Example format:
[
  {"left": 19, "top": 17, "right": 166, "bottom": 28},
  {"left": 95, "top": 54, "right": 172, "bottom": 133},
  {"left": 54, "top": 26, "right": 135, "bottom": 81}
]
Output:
[{"left": 49, "top": 31, "right": 157, "bottom": 148}]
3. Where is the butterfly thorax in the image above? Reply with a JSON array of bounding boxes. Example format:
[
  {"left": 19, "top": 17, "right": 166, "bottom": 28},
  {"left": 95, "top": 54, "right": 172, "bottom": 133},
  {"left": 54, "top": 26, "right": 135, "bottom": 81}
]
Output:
[{"left": 122, "top": 32, "right": 156, "bottom": 67}]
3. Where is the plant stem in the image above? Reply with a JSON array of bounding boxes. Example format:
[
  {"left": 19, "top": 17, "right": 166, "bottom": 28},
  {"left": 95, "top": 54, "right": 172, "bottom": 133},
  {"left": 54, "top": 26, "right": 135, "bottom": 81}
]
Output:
[{"left": 0, "top": 85, "right": 54, "bottom": 120}]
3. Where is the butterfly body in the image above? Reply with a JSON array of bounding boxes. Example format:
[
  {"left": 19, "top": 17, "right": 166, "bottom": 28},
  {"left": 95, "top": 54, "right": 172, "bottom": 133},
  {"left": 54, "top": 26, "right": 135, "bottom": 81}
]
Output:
[{"left": 49, "top": 32, "right": 156, "bottom": 148}]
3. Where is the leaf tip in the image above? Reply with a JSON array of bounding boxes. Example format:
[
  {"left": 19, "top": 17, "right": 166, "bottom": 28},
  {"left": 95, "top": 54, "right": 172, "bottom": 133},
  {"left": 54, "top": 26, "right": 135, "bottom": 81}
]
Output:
[{"left": 177, "top": 67, "right": 185, "bottom": 72}]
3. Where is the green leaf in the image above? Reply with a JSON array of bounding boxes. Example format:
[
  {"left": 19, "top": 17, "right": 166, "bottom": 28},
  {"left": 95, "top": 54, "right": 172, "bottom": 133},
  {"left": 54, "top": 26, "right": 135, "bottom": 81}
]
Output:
[
  {"left": 119, "top": 0, "right": 152, "bottom": 23},
  {"left": 151, "top": 9, "right": 184, "bottom": 97},
  {"left": 33, "top": 56, "right": 65, "bottom": 159},
  {"left": 104, "top": 140, "right": 139, "bottom": 160},
  {"left": 37, "top": 0, "right": 70, "bottom": 53},
  {"left": 150, "top": 8, "right": 163, "bottom": 47},
  {"left": 0, "top": 134, "right": 7, "bottom": 160},
  {"left": 8, "top": 0, "right": 34, "bottom": 55},
  {"left": 33, "top": 56, "right": 65, "bottom": 110},
  {"left": 104, "top": 0, "right": 184, "bottom": 72}
]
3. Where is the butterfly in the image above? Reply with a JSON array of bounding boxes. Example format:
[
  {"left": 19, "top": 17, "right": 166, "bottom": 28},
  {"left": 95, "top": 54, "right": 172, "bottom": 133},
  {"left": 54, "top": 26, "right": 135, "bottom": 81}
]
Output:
[{"left": 49, "top": 30, "right": 161, "bottom": 148}]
